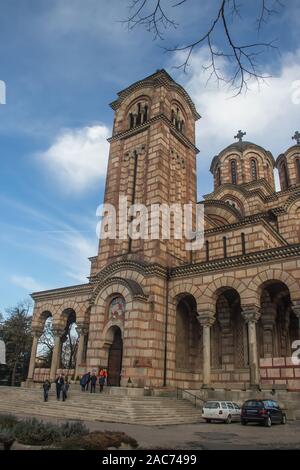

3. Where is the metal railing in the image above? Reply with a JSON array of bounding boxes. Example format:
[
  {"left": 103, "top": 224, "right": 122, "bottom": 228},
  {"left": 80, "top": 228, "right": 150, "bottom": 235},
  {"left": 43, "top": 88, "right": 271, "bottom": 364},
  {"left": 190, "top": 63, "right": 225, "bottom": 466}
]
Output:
[{"left": 176, "top": 387, "right": 205, "bottom": 408}]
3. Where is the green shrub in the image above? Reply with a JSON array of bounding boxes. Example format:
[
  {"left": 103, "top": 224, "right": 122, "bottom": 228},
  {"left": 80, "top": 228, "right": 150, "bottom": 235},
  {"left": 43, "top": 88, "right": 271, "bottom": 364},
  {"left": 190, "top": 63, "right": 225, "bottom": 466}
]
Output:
[
  {"left": 0, "top": 414, "right": 19, "bottom": 430},
  {"left": 14, "top": 418, "right": 61, "bottom": 445},
  {"left": 59, "top": 421, "right": 88, "bottom": 439},
  {"left": 0, "top": 427, "right": 15, "bottom": 450}
]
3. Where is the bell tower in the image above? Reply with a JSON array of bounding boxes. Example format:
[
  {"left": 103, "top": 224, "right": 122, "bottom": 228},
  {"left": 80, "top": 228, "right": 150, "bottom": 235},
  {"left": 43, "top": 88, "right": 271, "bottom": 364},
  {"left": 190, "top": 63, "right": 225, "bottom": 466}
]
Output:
[{"left": 94, "top": 70, "right": 200, "bottom": 272}]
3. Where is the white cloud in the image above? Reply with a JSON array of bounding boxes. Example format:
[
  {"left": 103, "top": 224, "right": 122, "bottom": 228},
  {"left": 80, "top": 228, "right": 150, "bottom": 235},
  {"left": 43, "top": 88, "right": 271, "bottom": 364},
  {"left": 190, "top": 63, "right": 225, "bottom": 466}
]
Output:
[
  {"left": 10, "top": 275, "right": 45, "bottom": 293},
  {"left": 172, "top": 48, "right": 300, "bottom": 194},
  {"left": 39, "top": 124, "right": 110, "bottom": 193}
]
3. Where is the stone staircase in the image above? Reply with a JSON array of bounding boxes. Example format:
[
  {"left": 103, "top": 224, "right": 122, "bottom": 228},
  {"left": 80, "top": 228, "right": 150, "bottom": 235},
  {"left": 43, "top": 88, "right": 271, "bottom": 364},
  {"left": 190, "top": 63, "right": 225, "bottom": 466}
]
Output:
[{"left": 0, "top": 386, "right": 200, "bottom": 426}]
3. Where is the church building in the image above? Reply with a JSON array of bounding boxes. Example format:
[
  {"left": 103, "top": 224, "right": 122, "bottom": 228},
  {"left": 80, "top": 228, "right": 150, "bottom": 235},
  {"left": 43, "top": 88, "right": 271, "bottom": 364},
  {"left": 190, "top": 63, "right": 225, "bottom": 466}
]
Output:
[{"left": 27, "top": 70, "right": 300, "bottom": 392}]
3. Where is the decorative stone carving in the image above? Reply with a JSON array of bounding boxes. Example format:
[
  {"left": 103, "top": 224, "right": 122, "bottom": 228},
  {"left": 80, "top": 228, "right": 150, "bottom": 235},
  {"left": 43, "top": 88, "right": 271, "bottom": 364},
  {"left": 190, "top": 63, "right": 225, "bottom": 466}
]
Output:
[{"left": 241, "top": 306, "right": 261, "bottom": 323}]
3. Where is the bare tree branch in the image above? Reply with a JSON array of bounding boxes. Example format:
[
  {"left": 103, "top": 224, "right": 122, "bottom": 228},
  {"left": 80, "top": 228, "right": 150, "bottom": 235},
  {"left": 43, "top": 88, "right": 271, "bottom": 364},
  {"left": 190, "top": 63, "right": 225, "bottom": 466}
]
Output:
[{"left": 125, "top": 0, "right": 284, "bottom": 95}]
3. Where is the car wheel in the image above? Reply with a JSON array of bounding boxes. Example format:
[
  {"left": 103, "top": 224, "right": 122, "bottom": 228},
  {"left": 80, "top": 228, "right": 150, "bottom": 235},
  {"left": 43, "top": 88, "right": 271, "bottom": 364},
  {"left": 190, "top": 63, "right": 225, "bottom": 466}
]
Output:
[
  {"left": 281, "top": 415, "right": 286, "bottom": 425},
  {"left": 205, "top": 419, "right": 211, "bottom": 423},
  {"left": 226, "top": 415, "right": 232, "bottom": 424},
  {"left": 241, "top": 419, "right": 247, "bottom": 425},
  {"left": 265, "top": 416, "right": 272, "bottom": 427}
]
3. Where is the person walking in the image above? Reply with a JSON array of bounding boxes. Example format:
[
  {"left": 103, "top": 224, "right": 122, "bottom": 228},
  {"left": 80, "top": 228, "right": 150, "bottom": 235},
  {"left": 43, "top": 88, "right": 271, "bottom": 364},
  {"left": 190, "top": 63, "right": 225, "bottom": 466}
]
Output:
[
  {"left": 62, "top": 378, "right": 70, "bottom": 402},
  {"left": 42, "top": 379, "right": 51, "bottom": 402},
  {"left": 85, "top": 372, "right": 91, "bottom": 391},
  {"left": 90, "top": 372, "right": 97, "bottom": 393},
  {"left": 79, "top": 375, "right": 85, "bottom": 392},
  {"left": 55, "top": 373, "right": 65, "bottom": 400},
  {"left": 99, "top": 369, "right": 105, "bottom": 393}
]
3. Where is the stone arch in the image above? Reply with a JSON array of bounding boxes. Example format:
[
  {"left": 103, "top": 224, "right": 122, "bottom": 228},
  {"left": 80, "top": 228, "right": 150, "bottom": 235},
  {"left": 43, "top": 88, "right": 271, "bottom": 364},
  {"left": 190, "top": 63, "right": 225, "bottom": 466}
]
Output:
[
  {"left": 169, "top": 282, "right": 202, "bottom": 309},
  {"left": 91, "top": 277, "right": 147, "bottom": 307},
  {"left": 94, "top": 260, "right": 148, "bottom": 286},
  {"left": 284, "top": 193, "right": 300, "bottom": 214},
  {"left": 103, "top": 321, "right": 124, "bottom": 345},
  {"left": 208, "top": 185, "right": 251, "bottom": 214},
  {"left": 250, "top": 268, "right": 300, "bottom": 304},
  {"left": 199, "top": 276, "right": 251, "bottom": 312}
]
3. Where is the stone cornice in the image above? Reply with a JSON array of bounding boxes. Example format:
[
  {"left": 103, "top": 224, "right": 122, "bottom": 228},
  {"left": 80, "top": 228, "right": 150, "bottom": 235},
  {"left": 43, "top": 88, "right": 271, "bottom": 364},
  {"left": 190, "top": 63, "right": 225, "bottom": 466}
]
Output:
[
  {"left": 107, "top": 114, "right": 199, "bottom": 154},
  {"left": 204, "top": 212, "right": 288, "bottom": 245},
  {"left": 170, "top": 244, "right": 300, "bottom": 279},
  {"left": 90, "top": 259, "right": 167, "bottom": 284},
  {"left": 31, "top": 283, "right": 92, "bottom": 302},
  {"left": 203, "top": 180, "right": 272, "bottom": 203}
]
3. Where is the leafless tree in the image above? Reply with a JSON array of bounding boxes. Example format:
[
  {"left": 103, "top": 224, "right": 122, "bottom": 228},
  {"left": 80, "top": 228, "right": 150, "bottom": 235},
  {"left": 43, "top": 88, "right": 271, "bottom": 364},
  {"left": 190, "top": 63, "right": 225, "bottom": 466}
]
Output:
[{"left": 125, "top": 0, "right": 284, "bottom": 95}]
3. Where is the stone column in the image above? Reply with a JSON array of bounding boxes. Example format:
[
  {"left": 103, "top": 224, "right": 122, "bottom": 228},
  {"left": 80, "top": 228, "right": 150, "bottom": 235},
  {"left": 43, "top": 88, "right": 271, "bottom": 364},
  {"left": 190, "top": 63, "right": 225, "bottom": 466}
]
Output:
[
  {"left": 242, "top": 306, "right": 261, "bottom": 388},
  {"left": 27, "top": 328, "right": 42, "bottom": 381},
  {"left": 197, "top": 313, "right": 215, "bottom": 388},
  {"left": 50, "top": 327, "right": 63, "bottom": 382},
  {"left": 75, "top": 324, "right": 88, "bottom": 380}
]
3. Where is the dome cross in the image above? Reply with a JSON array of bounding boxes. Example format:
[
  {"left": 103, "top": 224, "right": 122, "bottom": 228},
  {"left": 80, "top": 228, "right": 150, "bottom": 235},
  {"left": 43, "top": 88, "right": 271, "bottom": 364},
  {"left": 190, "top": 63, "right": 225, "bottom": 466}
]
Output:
[
  {"left": 234, "top": 130, "right": 246, "bottom": 142},
  {"left": 292, "top": 131, "right": 300, "bottom": 145}
]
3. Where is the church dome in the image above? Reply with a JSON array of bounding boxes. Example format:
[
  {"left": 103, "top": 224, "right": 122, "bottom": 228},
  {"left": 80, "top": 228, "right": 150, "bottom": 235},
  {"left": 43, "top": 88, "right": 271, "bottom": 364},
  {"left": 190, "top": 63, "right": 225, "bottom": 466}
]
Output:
[
  {"left": 210, "top": 132, "right": 275, "bottom": 191},
  {"left": 275, "top": 132, "right": 300, "bottom": 191}
]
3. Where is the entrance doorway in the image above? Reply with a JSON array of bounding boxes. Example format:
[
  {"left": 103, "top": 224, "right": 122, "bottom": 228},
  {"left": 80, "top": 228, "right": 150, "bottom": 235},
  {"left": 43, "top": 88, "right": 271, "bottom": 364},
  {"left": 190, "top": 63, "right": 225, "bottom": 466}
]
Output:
[{"left": 107, "top": 327, "right": 123, "bottom": 386}]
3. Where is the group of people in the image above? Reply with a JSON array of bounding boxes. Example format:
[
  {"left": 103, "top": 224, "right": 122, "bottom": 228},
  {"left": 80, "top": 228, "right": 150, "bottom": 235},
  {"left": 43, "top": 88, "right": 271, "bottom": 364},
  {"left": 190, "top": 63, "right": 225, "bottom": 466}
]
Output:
[
  {"left": 42, "top": 368, "right": 108, "bottom": 402},
  {"left": 80, "top": 368, "right": 108, "bottom": 393},
  {"left": 42, "top": 373, "right": 69, "bottom": 402}
]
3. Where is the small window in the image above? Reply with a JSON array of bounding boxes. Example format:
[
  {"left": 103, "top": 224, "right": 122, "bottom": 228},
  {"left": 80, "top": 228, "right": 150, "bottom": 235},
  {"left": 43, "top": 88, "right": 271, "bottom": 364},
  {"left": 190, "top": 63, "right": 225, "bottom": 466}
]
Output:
[
  {"left": 226, "top": 402, "right": 234, "bottom": 409},
  {"left": 223, "top": 236, "right": 227, "bottom": 258},
  {"left": 221, "top": 402, "right": 228, "bottom": 409},
  {"left": 205, "top": 240, "right": 209, "bottom": 262},
  {"left": 296, "top": 159, "right": 300, "bottom": 182},
  {"left": 281, "top": 162, "right": 289, "bottom": 190},
  {"left": 217, "top": 167, "right": 221, "bottom": 187},
  {"left": 231, "top": 160, "right": 237, "bottom": 184},
  {"left": 251, "top": 159, "right": 258, "bottom": 180}
]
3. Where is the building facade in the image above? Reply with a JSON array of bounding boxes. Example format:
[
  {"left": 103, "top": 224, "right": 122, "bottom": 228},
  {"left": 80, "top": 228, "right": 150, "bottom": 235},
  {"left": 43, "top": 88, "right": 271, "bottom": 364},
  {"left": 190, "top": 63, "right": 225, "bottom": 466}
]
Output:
[{"left": 28, "top": 70, "right": 300, "bottom": 391}]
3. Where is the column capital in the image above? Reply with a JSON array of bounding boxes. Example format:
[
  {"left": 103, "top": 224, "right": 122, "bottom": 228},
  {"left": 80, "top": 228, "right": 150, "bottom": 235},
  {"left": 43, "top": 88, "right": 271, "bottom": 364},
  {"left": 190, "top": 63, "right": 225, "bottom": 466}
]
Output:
[
  {"left": 76, "top": 324, "right": 89, "bottom": 336},
  {"left": 31, "top": 327, "right": 43, "bottom": 338},
  {"left": 197, "top": 313, "right": 215, "bottom": 327},
  {"left": 292, "top": 302, "right": 300, "bottom": 319},
  {"left": 242, "top": 305, "right": 261, "bottom": 323},
  {"left": 52, "top": 326, "right": 65, "bottom": 337}
]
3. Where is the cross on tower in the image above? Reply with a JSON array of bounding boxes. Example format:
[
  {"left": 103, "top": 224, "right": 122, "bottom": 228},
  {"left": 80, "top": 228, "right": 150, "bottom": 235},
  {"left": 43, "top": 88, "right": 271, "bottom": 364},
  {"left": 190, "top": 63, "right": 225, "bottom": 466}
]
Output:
[
  {"left": 292, "top": 131, "right": 300, "bottom": 145},
  {"left": 234, "top": 130, "right": 246, "bottom": 142}
]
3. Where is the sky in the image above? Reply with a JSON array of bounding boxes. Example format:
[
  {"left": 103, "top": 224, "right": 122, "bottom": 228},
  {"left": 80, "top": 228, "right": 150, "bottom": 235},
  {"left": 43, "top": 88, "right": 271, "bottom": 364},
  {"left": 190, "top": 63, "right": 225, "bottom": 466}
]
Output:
[{"left": 0, "top": 0, "right": 300, "bottom": 313}]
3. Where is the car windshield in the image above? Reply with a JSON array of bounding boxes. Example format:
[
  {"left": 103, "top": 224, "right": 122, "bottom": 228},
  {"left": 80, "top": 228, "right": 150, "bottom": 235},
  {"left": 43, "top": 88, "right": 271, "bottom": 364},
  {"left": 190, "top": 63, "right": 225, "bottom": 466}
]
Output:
[{"left": 204, "top": 401, "right": 220, "bottom": 409}]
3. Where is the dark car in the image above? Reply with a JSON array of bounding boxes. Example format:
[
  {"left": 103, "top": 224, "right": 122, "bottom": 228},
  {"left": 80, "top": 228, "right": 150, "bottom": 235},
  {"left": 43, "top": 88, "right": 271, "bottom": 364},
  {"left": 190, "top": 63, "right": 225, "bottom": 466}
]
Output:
[{"left": 241, "top": 399, "right": 287, "bottom": 427}]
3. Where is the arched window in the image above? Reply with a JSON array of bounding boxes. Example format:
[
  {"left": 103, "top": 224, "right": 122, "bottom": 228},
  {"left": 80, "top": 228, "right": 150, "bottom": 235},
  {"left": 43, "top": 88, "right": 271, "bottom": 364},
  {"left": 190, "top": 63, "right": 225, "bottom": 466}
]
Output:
[
  {"left": 251, "top": 159, "right": 258, "bottom": 181},
  {"left": 171, "top": 106, "right": 185, "bottom": 133},
  {"left": 217, "top": 167, "right": 221, "bottom": 187},
  {"left": 231, "top": 160, "right": 237, "bottom": 184},
  {"left": 205, "top": 240, "right": 209, "bottom": 262},
  {"left": 128, "top": 101, "right": 149, "bottom": 129},
  {"left": 241, "top": 232, "right": 246, "bottom": 255},
  {"left": 223, "top": 236, "right": 227, "bottom": 258},
  {"left": 108, "top": 297, "right": 126, "bottom": 320},
  {"left": 296, "top": 159, "right": 300, "bottom": 182},
  {"left": 281, "top": 162, "right": 289, "bottom": 190}
]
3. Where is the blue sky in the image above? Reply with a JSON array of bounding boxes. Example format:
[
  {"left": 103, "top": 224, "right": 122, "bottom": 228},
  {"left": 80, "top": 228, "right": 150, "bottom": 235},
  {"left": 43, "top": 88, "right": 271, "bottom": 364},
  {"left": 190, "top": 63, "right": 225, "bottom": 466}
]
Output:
[{"left": 0, "top": 0, "right": 300, "bottom": 313}]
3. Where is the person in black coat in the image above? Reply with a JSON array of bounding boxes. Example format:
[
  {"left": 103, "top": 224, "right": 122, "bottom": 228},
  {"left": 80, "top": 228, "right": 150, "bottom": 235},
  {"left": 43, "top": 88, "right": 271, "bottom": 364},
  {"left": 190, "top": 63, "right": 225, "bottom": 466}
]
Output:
[
  {"left": 62, "top": 378, "right": 69, "bottom": 402},
  {"left": 43, "top": 379, "right": 51, "bottom": 402},
  {"left": 55, "top": 374, "right": 65, "bottom": 400},
  {"left": 90, "top": 372, "right": 97, "bottom": 393}
]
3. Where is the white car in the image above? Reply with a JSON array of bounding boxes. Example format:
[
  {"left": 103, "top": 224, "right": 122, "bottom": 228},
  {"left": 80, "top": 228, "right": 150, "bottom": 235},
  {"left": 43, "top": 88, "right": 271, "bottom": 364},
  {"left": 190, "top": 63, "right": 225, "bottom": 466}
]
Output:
[{"left": 202, "top": 400, "right": 241, "bottom": 424}]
